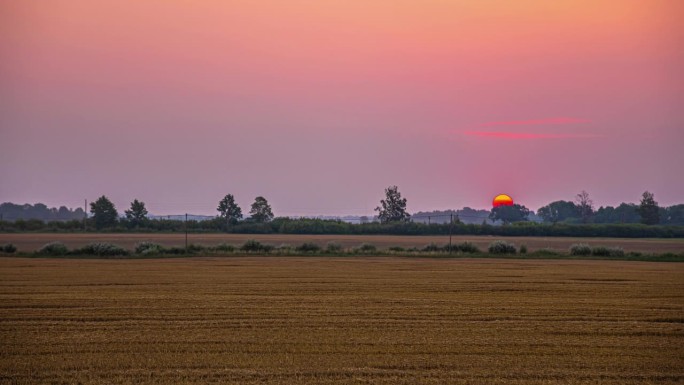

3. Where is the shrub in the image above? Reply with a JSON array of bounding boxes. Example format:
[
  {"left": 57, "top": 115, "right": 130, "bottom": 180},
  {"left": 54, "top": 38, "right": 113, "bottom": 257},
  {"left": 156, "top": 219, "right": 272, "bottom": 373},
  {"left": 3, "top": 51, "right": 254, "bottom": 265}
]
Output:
[
  {"left": 164, "top": 246, "right": 187, "bottom": 255},
  {"left": 592, "top": 246, "right": 624, "bottom": 257},
  {"left": 37, "top": 242, "right": 69, "bottom": 256},
  {"left": 569, "top": 243, "right": 592, "bottom": 256},
  {"left": 591, "top": 246, "right": 610, "bottom": 256},
  {"left": 2, "top": 244, "right": 17, "bottom": 253},
  {"left": 241, "top": 239, "right": 264, "bottom": 252},
  {"left": 135, "top": 242, "right": 162, "bottom": 254},
  {"left": 187, "top": 243, "right": 205, "bottom": 253},
  {"left": 357, "top": 243, "right": 377, "bottom": 253},
  {"left": 78, "top": 242, "right": 128, "bottom": 256},
  {"left": 214, "top": 243, "right": 235, "bottom": 252},
  {"left": 519, "top": 244, "right": 527, "bottom": 254},
  {"left": 389, "top": 246, "right": 405, "bottom": 252},
  {"left": 296, "top": 242, "right": 321, "bottom": 253},
  {"left": 261, "top": 244, "right": 275, "bottom": 252},
  {"left": 422, "top": 243, "right": 442, "bottom": 252},
  {"left": 325, "top": 242, "right": 343, "bottom": 253},
  {"left": 533, "top": 248, "right": 560, "bottom": 256},
  {"left": 455, "top": 242, "right": 480, "bottom": 253},
  {"left": 488, "top": 240, "right": 516, "bottom": 254},
  {"left": 140, "top": 247, "right": 161, "bottom": 256}
]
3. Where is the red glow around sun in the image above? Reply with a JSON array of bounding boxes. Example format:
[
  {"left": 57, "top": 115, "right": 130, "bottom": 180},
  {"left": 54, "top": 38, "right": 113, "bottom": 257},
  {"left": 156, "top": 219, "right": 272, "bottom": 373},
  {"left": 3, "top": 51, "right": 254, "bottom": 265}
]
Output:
[{"left": 493, "top": 194, "right": 514, "bottom": 207}]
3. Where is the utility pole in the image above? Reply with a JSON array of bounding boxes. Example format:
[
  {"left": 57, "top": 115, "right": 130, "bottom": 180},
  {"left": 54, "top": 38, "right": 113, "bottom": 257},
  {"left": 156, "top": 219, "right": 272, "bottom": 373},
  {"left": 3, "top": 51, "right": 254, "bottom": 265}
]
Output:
[
  {"left": 84, "top": 199, "right": 87, "bottom": 231},
  {"left": 428, "top": 216, "right": 431, "bottom": 225},
  {"left": 185, "top": 213, "right": 188, "bottom": 251},
  {"left": 449, "top": 213, "right": 453, "bottom": 253}
]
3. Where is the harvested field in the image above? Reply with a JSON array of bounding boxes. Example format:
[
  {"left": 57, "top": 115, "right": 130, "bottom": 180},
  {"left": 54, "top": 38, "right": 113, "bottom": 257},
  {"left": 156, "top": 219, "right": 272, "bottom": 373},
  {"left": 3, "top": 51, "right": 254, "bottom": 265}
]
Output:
[
  {"left": 2, "top": 233, "right": 684, "bottom": 253},
  {"left": 0, "top": 257, "right": 682, "bottom": 384}
]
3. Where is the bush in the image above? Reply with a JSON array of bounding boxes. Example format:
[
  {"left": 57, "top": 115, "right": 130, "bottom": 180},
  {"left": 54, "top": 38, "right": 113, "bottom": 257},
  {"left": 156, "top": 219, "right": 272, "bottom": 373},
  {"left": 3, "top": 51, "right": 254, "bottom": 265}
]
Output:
[
  {"left": 296, "top": 242, "right": 321, "bottom": 253},
  {"left": 455, "top": 242, "right": 480, "bottom": 253},
  {"left": 135, "top": 242, "right": 162, "bottom": 254},
  {"left": 164, "top": 246, "right": 188, "bottom": 255},
  {"left": 519, "top": 244, "right": 527, "bottom": 254},
  {"left": 389, "top": 246, "right": 405, "bottom": 252},
  {"left": 241, "top": 239, "right": 264, "bottom": 252},
  {"left": 592, "top": 246, "right": 624, "bottom": 257},
  {"left": 213, "top": 243, "right": 235, "bottom": 252},
  {"left": 569, "top": 243, "right": 592, "bottom": 256},
  {"left": 37, "top": 242, "right": 69, "bottom": 256},
  {"left": 187, "top": 243, "right": 205, "bottom": 253},
  {"left": 239, "top": 239, "right": 274, "bottom": 253},
  {"left": 533, "top": 248, "right": 560, "bottom": 256},
  {"left": 422, "top": 243, "right": 442, "bottom": 252},
  {"left": 325, "top": 242, "right": 343, "bottom": 253},
  {"left": 357, "top": 243, "right": 377, "bottom": 253},
  {"left": 488, "top": 240, "right": 516, "bottom": 254},
  {"left": 2, "top": 244, "right": 17, "bottom": 253},
  {"left": 77, "top": 242, "right": 128, "bottom": 256}
]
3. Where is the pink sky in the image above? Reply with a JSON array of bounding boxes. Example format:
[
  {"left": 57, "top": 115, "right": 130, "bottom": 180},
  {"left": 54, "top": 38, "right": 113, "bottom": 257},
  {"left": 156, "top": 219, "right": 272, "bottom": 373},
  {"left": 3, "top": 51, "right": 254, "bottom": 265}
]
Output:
[{"left": 1, "top": 1, "right": 682, "bottom": 216}]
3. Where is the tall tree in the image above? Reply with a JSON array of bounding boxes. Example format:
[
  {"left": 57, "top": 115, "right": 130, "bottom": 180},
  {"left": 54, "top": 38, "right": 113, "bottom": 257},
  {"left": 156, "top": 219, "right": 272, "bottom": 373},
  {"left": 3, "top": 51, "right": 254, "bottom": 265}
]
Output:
[
  {"left": 575, "top": 190, "right": 594, "bottom": 223},
  {"left": 217, "top": 194, "right": 243, "bottom": 225},
  {"left": 489, "top": 204, "right": 530, "bottom": 224},
  {"left": 537, "top": 200, "right": 578, "bottom": 224},
  {"left": 125, "top": 199, "right": 148, "bottom": 227},
  {"left": 663, "top": 204, "right": 684, "bottom": 225},
  {"left": 249, "top": 196, "right": 274, "bottom": 222},
  {"left": 90, "top": 195, "right": 118, "bottom": 229},
  {"left": 638, "top": 191, "right": 660, "bottom": 225},
  {"left": 375, "top": 185, "right": 410, "bottom": 223}
]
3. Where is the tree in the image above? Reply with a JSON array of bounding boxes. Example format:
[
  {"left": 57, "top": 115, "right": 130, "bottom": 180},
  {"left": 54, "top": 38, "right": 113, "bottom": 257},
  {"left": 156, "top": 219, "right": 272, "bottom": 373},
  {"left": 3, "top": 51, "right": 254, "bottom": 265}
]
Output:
[
  {"left": 375, "top": 185, "right": 410, "bottom": 223},
  {"left": 594, "top": 203, "right": 640, "bottom": 224},
  {"left": 638, "top": 191, "right": 660, "bottom": 225},
  {"left": 537, "top": 200, "right": 578, "bottom": 224},
  {"left": 249, "top": 196, "right": 274, "bottom": 222},
  {"left": 90, "top": 196, "right": 118, "bottom": 229},
  {"left": 575, "top": 190, "right": 594, "bottom": 223},
  {"left": 489, "top": 204, "right": 530, "bottom": 224},
  {"left": 663, "top": 204, "right": 684, "bottom": 225},
  {"left": 217, "top": 194, "right": 243, "bottom": 225},
  {"left": 125, "top": 199, "right": 148, "bottom": 227}
]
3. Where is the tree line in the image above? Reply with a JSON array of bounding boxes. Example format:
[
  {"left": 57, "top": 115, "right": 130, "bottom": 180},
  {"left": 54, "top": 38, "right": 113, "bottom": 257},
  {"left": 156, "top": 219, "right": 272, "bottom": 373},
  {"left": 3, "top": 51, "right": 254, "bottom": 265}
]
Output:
[{"left": 1, "top": 186, "right": 683, "bottom": 236}]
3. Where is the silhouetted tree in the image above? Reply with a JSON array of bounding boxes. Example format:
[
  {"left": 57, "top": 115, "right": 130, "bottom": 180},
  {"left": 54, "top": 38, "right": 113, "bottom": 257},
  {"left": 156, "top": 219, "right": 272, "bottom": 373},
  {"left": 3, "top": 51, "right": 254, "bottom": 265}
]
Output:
[
  {"left": 375, "top": 185, "right": 410, "bottom": 223},
  {"left": 594, "top": 203, "right": 640, "bottom": 224},
  {"left": 90, "top": 196, "right": 118, "bottom": 229},
  {"left": 663, "top": 204, "right": 684, "bottom": 225},
  {"left": 575, "top": 190, "right": 594, "bottom": 223},
  {"left": 217, "top": 194, "right": 243, "bottom": 225},
  {"left": 249, "top": 196, "right": 274, "bottom": 222},
  {"left": 638, "top": 191, "right": 660, "bottom": 225},
  {"left": 537, "top": 200, "right": 578, "bottom": 223},
  {"left": 125, "top": 199, "right": 148, "bottom": 227},
  {"left": 489, "top": 204, "right": 530, "bottom": 224}
]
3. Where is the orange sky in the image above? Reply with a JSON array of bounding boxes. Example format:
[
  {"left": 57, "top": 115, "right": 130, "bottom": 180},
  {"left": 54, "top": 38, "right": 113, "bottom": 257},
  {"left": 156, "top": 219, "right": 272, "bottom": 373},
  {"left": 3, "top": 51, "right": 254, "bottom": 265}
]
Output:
[{"left": 1, "top": 1, "right": 682, "bottom": 214}]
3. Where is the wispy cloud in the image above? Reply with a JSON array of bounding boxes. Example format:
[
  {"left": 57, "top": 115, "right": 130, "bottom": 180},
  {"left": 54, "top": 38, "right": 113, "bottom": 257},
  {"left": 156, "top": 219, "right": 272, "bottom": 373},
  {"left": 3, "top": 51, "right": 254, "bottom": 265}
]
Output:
[
  {"left": 464, "top": 131, "right": 602, "bottom": 139},
  {"left": 476, "top": 117, "right": 591, "bottom": 128}
]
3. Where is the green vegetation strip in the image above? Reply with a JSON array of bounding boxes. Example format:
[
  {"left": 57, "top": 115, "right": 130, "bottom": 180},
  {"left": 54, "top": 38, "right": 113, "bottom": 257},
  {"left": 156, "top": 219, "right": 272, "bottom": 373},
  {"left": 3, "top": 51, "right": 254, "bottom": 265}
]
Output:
[{"left": 1, "top": 240, "right": 682, "bottom": 262}]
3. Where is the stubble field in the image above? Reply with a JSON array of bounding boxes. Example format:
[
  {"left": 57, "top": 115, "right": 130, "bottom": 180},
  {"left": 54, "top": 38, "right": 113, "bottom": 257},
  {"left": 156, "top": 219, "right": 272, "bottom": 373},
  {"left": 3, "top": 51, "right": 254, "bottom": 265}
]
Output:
[
  {"left": 0, "top": 256, "right": 682, "bottom": 384},
  {"left": 2, "top": 233, "right": 684, "bottom": 253}
]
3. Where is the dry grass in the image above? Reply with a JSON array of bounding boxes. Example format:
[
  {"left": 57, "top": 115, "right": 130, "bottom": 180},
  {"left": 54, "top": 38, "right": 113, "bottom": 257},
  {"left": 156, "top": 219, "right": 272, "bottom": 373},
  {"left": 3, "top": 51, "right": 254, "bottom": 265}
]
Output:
[
  {"left": 0, "top": 257, "right": 682, "bottom": 384},
  {"left": 2, "top": 233, "right": 684, "bottom": 253}
]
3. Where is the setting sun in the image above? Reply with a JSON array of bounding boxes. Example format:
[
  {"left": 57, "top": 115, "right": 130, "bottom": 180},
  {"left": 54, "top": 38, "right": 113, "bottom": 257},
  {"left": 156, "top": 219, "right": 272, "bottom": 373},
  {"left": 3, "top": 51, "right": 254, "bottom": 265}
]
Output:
[{"left": 493, "top": 194, "right": 514, "bottom": 207}]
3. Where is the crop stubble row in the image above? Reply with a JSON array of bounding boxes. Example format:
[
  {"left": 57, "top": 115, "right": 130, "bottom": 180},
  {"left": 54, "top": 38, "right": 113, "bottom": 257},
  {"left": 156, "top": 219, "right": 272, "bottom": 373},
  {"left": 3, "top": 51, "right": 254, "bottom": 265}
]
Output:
[
  {"left": 0, "top": 257, "right": 682, "bottom": 384},
  {"left": 2, "top": 233, "right": 684, "bottom": 253}
]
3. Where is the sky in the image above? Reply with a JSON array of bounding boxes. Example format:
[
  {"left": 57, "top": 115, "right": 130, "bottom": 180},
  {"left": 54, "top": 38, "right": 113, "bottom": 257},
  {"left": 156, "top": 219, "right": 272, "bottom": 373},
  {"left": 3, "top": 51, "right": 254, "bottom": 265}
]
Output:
[{"left": 1, "top": 0, "right": 682, "bottom": 216}]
